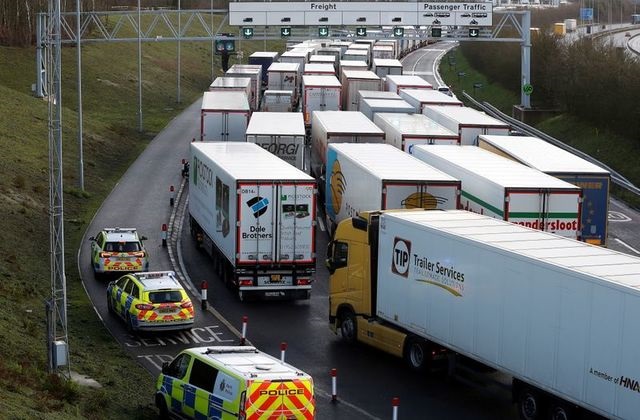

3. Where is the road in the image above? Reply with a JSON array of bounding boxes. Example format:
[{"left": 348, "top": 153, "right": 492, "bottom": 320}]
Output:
[{"left": 77, "top": 41, "right": 640, "bottom": 419}]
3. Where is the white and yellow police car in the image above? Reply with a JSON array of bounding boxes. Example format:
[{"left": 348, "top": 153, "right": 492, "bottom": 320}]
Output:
[
  {"left": 156, "top": 346, "right": 315, "bottom": 419},
  {"left": 90, "top": 227, "right": 149, "bottom": 278},
  {"left": 107, "top": 271, "right": 195, "bottom": 333}
]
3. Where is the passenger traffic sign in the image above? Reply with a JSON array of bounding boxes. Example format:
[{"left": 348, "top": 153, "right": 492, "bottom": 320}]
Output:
[
  {"left": 318, "top": 27, "right": 329, "bottom": 37},
  {"left": 469, "top": 28, "right": 479, "bottom": 38},
  {"left": 393, "top": 27, "right": 404, "bottom": 37},
  {"left": 242, "top": 27, "right": 254, "bottom": 39},
  {"left": 356, "top": 27, "right": 367, "bottom": 37},
  {"left": 523, "top": 84, "right": 534, "bottom": 95},
  {"left": 281, "top": 27, "right": 291, "bottom": 37}
]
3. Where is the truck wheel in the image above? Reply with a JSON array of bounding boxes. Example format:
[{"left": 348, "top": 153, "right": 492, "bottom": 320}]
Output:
[
  {"left": 404, "top": 337, "right": 428, "bottom": 371},
  {"left": 517, "top": 387, "right": 543, "bottom": 420},
  {"left": 339, "top": 310, "right": 357, "bottom": 342},
  {"left": 548, "top": 401, "right": 573, "bottom": 420},
  {"left": 106, "top": 295, "right": 114, "bottom": 314}
]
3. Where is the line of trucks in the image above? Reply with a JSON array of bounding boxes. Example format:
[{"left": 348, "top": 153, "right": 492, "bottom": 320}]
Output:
[{"left": 187, "top": 36, "right": 627, "bottom": 419}]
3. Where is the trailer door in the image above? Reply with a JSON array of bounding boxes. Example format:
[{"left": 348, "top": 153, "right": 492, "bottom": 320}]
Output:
[{"left": 275, "top": 182, "right": 316, "bottom": 265}]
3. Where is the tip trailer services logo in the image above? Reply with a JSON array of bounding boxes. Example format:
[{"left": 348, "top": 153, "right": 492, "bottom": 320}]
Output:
[{"left": 392, "top": 237, "right": 411, "bottom": 277}]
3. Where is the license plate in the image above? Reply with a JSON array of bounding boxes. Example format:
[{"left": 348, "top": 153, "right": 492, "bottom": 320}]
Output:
[
  {"left": 158, "top": 307, "right": 175, "bottom": 314},
  {"left": 116, "top": 257, "right": 131, "bottom": 261}
]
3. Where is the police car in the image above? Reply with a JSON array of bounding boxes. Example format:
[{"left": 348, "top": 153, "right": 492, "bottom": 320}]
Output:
[
  {"left": 106, "top": 271, "right": 195, "bottom": 333},
  {"left": 90, "top": 227, "right": 149, "bottom": 278},
  {"left": 156, "top": 346, "right": 315, "bottom": 419}
]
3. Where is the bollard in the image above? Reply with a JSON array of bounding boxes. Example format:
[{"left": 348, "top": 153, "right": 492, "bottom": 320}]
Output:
[
  {"left": 280, "top": 342, "right": 287, "bottom": 363},
  {"left": 169, "top": 185, "right": 175, "bottom": 207},
  {"left": 331, "top": 368, "right": 338, "bottom": 402},
  {"left": 240, "top": 315, "right": 248, "bottom": 345},
  {"left": 392, "top": 397, "right": 400, "bottom": 420},
  {"left": 201, "top": 281, "right": 208, "bottom": 311},
  {"left": 161, "top": 224, "right": 168, "bottom": 247}
]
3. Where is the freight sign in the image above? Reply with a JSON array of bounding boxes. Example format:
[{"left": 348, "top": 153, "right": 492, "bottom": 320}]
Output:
[{"left": 229, "top": 2, "right": 493, "bottom": 27}]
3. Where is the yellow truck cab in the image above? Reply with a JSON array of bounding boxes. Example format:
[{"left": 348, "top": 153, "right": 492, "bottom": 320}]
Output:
[{"left": 155, "top": 346, "right": 315, "bottom": 419}]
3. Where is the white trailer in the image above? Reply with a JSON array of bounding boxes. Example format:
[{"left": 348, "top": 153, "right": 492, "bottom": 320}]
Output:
[
  {"left": 342, "top": 49, "right": 370, "bottom": 66},
  {"left": 245, "top": 112, "right": 307, "bottom": 171},
  {"left": 374, "top": 113, "right": 460, "bottom": 153},
  {"left": 356, "top": 90, "right": 402, "bottom": 111},
  {"left": 386, "top": 74, "right": 432, "bottom": 94},
  {"left": 372, "top": 59, "right": 403, "bottom": 78},
  {"left": 260, "top": 90, "right": 294, "bottom": 112},
  {"left": 359, "top": 98, "right": 414, "bottom": 121},
  {"left": 375, "top": 40, "right": 398, "bottom": 58},
  {"left": 422, "top": 105, "right": 511, "bottom": 145},
  {"left": 478, "top": 134, "right": 611, "bottom": 246},
  {"left": 309, "top": 54, "right": 336, "bottom": 67},
  {"left": 267, "top": 62, "right": 300, "bottom": 104},
  {"left": 341, "top": 70, "right": 381, "bottom": 111},
  {"left": 372, "top": 45, "right": 395, "bottom": 59},
  {"left": 208, "top": 77, "right": 252, "bottom": 103},
  {"left": 329, "top": 208, "right": 640, "bottom": 420},
  {"left": 301, "top": 75, "right": 342, "bottom": 126},
  {"left": 325, "top": 143, "right": 460, "bottom": 229},
  {"left": 310, "top": 111, "right": 385, "bottom": 198},
  {"left": 200, "top": 91, "right": 250, "bottom": 142},
  {"left": 412, "top": 145, "right": 583, "bottom": 239},
  {"left": 329, "top": 41, "right": 352, "bottom": 56},
  {"left": 303, "top": 63, "right": 335, "bottom": 76},
  {"left": 400, "top": 89, "right": 463, "bottom": 113},
  {"left": 189, "top": 142, "right": 316, "bottom": 301},
  {"left": 280, "top": 48, "right": 312, "bottom": 74},
  {"left": 225, "top": 64, "right": 263, "bottom": 111}
]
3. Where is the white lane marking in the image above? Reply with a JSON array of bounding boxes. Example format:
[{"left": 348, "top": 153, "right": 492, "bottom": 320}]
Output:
[
  {"left": 317, "top": 216, "right": 326, "bottom": 232},
  {"left": 314, "top": 388, "right": 382, "bottom": 420},
  {"left": 609, "top": 211, "right": 631, "bottom": 222},
  {"left": 406, "top": 71, "right": 433, "bottom": 76},
  {"left": 614, "top": 238, "right": 640, "bottom": 255}
]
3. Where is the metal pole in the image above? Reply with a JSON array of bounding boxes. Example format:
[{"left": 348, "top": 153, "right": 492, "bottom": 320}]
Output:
[
  {"left": 76, "top": 0, "right": 84, "bottom": 191},
  {"left": 211, "top": 0, "right": 215, "bottom": 82},
  {"left": 137, "top": 0, "right": 143, "bottom": 132},
  {"left": 36, "top": 14, "right": 44, "bottom": 98},
  {"left": 177, "top": 0, "right": 181, "bottom": 104},
  {"left": 521, "top": 10, "right": 531, "bottom": 109}
]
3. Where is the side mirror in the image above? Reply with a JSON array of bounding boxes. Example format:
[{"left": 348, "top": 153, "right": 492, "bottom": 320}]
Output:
[
  {"left": 326, "top": 258, "right": 335, "bottom": 275},
  {"left": 161, "top": 361, "right": 170, "bottom": 375},
  {"left": 140, "top": 236, "right": 148, "bottom": 241},
  {"left": 89, "top": 236, "right": 95, "bottom": 241}
]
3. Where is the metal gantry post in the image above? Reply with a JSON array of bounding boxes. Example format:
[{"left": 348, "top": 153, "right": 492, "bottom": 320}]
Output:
[
  {"left": 76, "top": 0, "right": 84, "bottom": 191},
  {"left": 47, "top": 0, "right": 70, "bottom": 377},
  {"left": 137, "top": 0, "right": 143, "bottom": 132},
  {"left": 521, "top": 10, "right": 531, "bottom": 109},
  {"left": 177, "top": 0, "right": 182, "bottom": 104}
]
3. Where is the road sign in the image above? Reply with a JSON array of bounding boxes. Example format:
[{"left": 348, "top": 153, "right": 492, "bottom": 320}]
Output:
[
  {"left": 215, "top": 38, "right": 235, "bottom": 54},
  {"left": 393, "top": 27, "right": 404, "bottom": 37},
  {"left": 523, "top": 83, "right": 534, "bottom": 95},
  {"left": 580, "top": 8, "right": 594, "bottom": 21},
  {"left": 281, "top": 27, "right": 291, "bottom": 37},
  {"left": 356, "top": 27, "right": 367, "bottom": 37},
  {"left": 431, "top": 27, "right": 442, "bottom": 37},
  {"left": 318, "top": 27, "right": 329, "bottom": 37},
  {"left": 242, "top": 27, "right": 254, "bottom": 39},
  {"left": 473, "top": 82, "right": 483, "bottom": 89},
  {"left": 469, "top": 28, "right": 479, "bottom": 38}
]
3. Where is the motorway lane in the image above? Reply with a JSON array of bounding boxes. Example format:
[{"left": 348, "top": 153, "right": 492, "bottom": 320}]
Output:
[{"left": 77, "top": 99, "right": 239, "bottom": 377}]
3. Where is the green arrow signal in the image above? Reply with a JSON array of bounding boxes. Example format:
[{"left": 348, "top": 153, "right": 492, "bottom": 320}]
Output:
[
  {"left": 356, "top": 27, "right": 367, "bottom": 37},
  {"left": 523, "top": 84, "right": 534, "bottom": 95},
  {"left": 281, "top": 27, "right": 291, "bottom": 37},
  {"left": 393, "top": 27, "right": 404, "bottom": 37},
  {"left": 319, "top": 27, "right": 329, "bottom": 37},
  {"left": 243, "top": 27, "right": 253, "bottom": 38}
]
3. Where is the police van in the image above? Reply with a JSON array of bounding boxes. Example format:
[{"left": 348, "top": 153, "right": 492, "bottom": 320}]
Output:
[{"left": 155, "top": 346, "right": 315, "bottom": 419}]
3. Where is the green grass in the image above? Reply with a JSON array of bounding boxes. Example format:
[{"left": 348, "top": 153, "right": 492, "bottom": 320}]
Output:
[{"left": 0, "top": 30, "right": 284, "bottom": 418}]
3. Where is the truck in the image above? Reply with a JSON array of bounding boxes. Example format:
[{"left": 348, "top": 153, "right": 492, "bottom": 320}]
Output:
[
  {"left": 267, "top": 62, "right": 300, "bottom": 105},
  {"left": 385, "top": 74, "right": 432, "bottom": 94},
  {"left": 342, "top": 49, "right": 370, "bottom": 67},
  {"left": 341, "top": 70, "right": 381, "bottom": 111},
  {"left": 245, "top": 112, "right": 307, "bottom": 171},
  {"left": 301, "top": 75, "right": 342, "bottom": 126},
  {"left": 208, "top": 77, "right": 252, "bottom": 102},
  {"left": 399, "top": 89, "right": 463, "bottom": 113},
  {"left": 248, "top": 51, "right": 279, "bottom": 85},
  {"left": 374, "top": 113, "right": 460, "bottom": 153},
  {"left": 478, "top": 134, "right": 611, "bottom": 246},
  {"left": 200, "top": 91, "right": 250, "bottom": 142},
  {"left": 371, "top": 58, "right": 403, "bottom": 79},
  {"left": 260, "top": 90, "right": 294, "bottom": 112},
  {"left": 327, "top": 209, "right": 640, "bottom": 420},
  {"left": 325, "top": 143, "right": 461, "bottom": 231},
  {"left": 422, "top": 105, "right": 510, "bottom": 145},
  {"left": 372, "top": 45, "right": 395, "bottom": 60},
  {"left": 356, "top": 90, "right": 402, "bottom": 111},
  {"left": 359, "top": 98, "right": 414, "bottom": 121},
  {"left": 310, "top": 111, "right": 385, "bottom": 200},
  {"left": 411, "top": 145, "right": 583, "bottom": 240},
  {"left": 303, "top": 63, "right": 336, "bottom": 76},
  {"left": 189, "top": 142, "right": 316, "bottom": 301},
  {"left": 225, "top": 64, "right": 263, "bottom": 111}
]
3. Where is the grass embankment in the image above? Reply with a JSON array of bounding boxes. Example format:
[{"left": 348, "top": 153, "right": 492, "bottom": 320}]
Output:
[
  {"left": 439, "top": 48, "right": 640, "bottom": 208},
  {"left": 0, "top": 26, "right": 283, "bottom": 418}
]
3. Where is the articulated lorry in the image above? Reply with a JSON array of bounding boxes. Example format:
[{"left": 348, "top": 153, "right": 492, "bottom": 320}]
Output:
[
  {"left": 325, "top": 143, "right": 460, "bottom": 232},
  {"left": 478, "top": 134, "right": 611, "bottom": 246},
  {"left": 189, "top": 142, "right": 316, "bottom": 301},
  {"left": 327, "top": 209, "right": 640, "bottom": 420}
]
